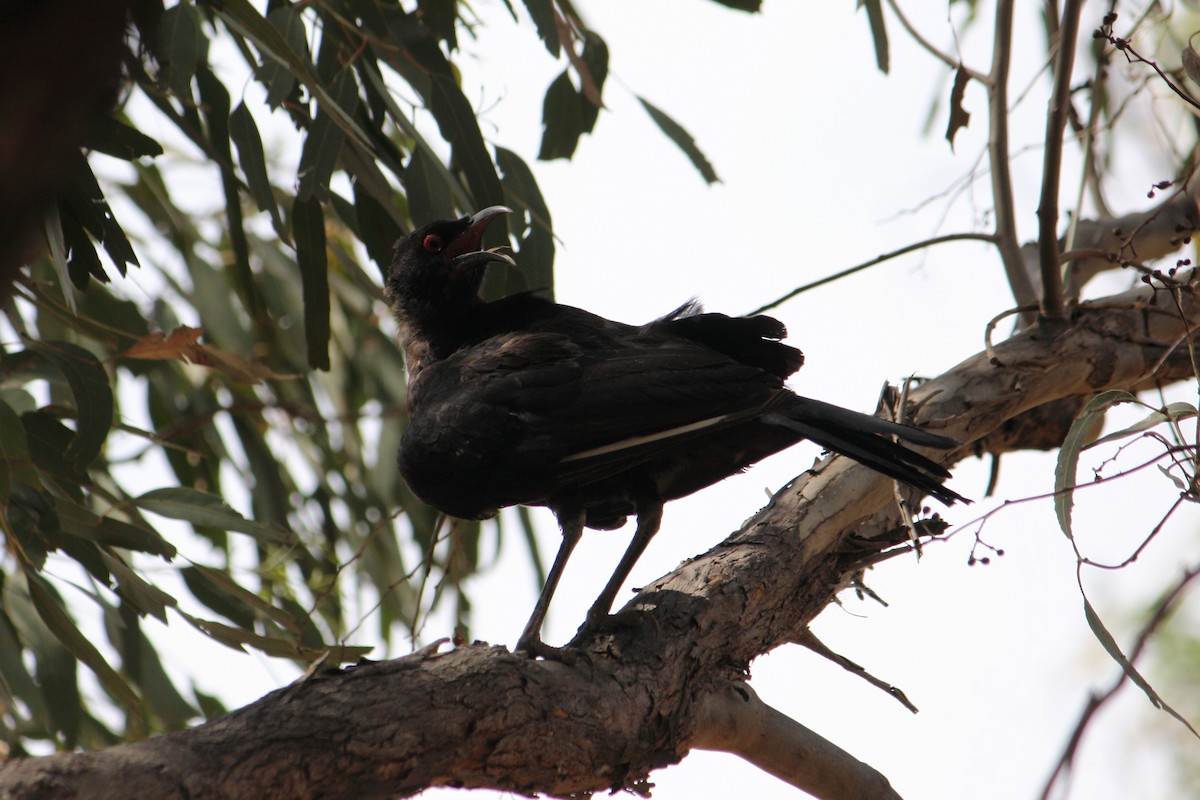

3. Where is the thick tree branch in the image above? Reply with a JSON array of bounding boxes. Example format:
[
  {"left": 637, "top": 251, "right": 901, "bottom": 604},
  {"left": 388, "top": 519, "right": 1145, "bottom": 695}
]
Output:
[{"left": 2, "top": 280, "right": 1198, "bottom": 800}]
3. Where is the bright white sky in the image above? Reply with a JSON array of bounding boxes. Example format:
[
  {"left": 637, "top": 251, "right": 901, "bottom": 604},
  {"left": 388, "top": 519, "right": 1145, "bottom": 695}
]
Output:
[{"left": 101, "top": 2, "right": 1200, "bottom": 799}]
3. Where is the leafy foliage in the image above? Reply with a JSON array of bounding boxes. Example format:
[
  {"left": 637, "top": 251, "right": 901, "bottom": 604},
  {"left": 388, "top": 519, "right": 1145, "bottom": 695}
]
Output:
[{"left": 0, "top": 0, "right": 718, "bottom": 753}]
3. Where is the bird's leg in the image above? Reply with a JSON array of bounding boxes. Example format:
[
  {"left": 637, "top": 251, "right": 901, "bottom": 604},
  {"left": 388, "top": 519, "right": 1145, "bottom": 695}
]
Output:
[
  {"left": 515, "top": 507, "right": 585, "bottom": 658},
  {"left": 572, "top": 501, "right": 664, "bottom": 644}
]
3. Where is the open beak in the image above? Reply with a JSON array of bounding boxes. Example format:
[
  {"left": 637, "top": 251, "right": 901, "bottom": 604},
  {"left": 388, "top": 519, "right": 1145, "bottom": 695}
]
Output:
[{"left": 446, "top": 206, "right": 515, "bottom": 271}]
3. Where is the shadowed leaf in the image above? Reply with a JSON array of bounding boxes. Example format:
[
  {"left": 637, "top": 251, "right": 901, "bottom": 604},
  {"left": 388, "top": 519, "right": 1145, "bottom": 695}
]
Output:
[
  {"left": 25, "top": 571, "right": 141, "bottom": 713},
  {"left": 857, "top": 0, "right": 889, "bottom": 74},
  {"left": 30, "top": 341, "right": 113, "bottom": 470},
  {"left": 230, "top": 102, "right": 288, "bottom": 242},
  {"left": 134, "top": 487, "right": 289, "bottom": 545},
  {"left": 637, "top": 96, "right": 719, "bottom": 184},
  {"left": 293, "top": 194, "right": 331, "bottom": 370}
]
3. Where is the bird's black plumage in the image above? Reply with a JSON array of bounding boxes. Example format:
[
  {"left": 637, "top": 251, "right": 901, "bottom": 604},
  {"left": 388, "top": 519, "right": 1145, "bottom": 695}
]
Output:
[{"left": 387, "top": 206, "right": 967, "bottom": 655}]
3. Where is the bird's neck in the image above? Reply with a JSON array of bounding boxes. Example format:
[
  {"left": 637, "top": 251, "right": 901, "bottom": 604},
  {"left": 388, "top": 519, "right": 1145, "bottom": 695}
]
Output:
[{"left": 396, "top": 303, "right": 479, "bottom": 377}]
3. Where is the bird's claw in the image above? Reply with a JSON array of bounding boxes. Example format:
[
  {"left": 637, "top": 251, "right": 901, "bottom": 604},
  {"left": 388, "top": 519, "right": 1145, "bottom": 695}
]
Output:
[{"left": 514, "top": 636, "right": 579, "bottom": 665}]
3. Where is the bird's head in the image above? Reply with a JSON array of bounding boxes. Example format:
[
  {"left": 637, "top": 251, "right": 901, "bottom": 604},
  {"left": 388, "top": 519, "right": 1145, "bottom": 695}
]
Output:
[{"left": 385, "top": 206, "right": 514, "bottom": 327}]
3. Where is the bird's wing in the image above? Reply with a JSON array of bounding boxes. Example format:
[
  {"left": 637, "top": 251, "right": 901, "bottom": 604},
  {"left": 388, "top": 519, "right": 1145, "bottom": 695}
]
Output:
[{"left": 402, "top": 327, "right": 788, "bottom": 509}]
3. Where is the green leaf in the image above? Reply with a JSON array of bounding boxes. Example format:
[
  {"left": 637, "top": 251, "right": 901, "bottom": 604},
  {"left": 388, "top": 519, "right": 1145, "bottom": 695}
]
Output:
[
  {"left": 193, "top": 687, "right": 228, "bottom": 719},
  {"left": 428, "top": 73, "right": 506, "bottom": 207},
  {"left": 344, "top": 0, "right": 388, "bottom": 35},
  {"left": 0, "top": 399, "right": 37, "bottom": 504},
  {"left": 43, "top": 203, "right": 76, "bottom": 313},
  {"left": 230, "top": 101, "right": 288, "bottom": 242},
  {"left": 197, "top": 64, "right": 257, "bottom": 313},
  {"left": 155, "top": 2, "right": 205, "bottom": 99},
  {"left": 521, "top": 0, "right": 559, "bottom": 56},
  {"left": 215, "top": 0, "right": 372, "bottom": 151},
  {"left": 351, "top": 181, "right": 404, "bottom": 272},
  {"left": 25, "top": 571, "right": 142, "bottom": 713},
  {"left": 178, "top": 611, "right": 300, "bottom": 658},
  {"left": 297, "top": 68, "right": 358, "bottom": 201},
  {"left": 182, "top": 565, "right": 295, "bottom": 630},
  {"left": 292, "top": 194, "right": 331, "bottom": 370},
  {"left": 5, "top": 577, "right": 79, "bottom": 745},
  {"left": 100, "top": 552, "right": 177, "bottom": 623},
  {"left": 54, "top": 498, "right": 176, "bottom": 559},
  {"left": 0, "top": 609, "right": 49, "bottom": 728},
  {"left": 417, "top": 0, "right": 458, "bottom": 49},
  {"left": 29, "top": 341, "right": 113, "bottom": 470},
  {"left": 1087, "top": 401, "right": 1199, "bottom": 449},
  {"left": 578, "top": 30, "right": 608, "bottom": 132},
  {"left": 496, "top": 147, "right": 554, "bottom": 299},
  {"left": 60, "top": 157, "right": 139, "bottom": 280},
  {"left": 83, "top": 116, "right": 164, "bottom": 161},
  {"left": 261, "top": 6, "right": 305, "bottom": 107},
  {"left": 1053, "top": 390, "right": 1135, "bottom": 540},
  {"left": 113, "top": 604, "right": 198, "bottom": 728},
  {"left": 857, "top": 0, "right": 889, "bottom": 74},
  {"left": 1083, "top": 596, "right": 1199, "bottom": 738},
  {"left": 405, "top": 146, "right": 457, "bottom": 226},
  {"left": 134, "top": 487, "right": 288, "bottom": 545},
  {"left": 227, "top": 413, "right": 291, "bottom": 528},
  {"left": 637, "top": 96, "right": 719, "bottom": 184},
  {"left": 338, "top": 139, "right": 406, "bottom": 221},
  {"left": 21, "top": 411, "right": 86, "bottom": 501},
  {"left": 539, "top": 70, "right": 585, "bottom": 160},
  {"left": 708, "top": 0, "right": 762, "bottom": 9},
  {"left": 360, "top": 62, "right": 473, "bottom": 209},
  {"left": 58, "top": 203, "right": 105, "bottom": 288}
]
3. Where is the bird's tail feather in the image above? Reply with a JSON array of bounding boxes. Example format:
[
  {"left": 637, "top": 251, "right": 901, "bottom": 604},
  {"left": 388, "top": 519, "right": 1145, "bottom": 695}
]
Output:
[{"left": 766, "top": 397, "right": 968, "bottom": 506}]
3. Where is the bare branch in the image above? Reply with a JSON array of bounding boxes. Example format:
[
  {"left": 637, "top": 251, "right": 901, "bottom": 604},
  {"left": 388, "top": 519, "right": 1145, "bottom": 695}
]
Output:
[
  {"left": 795, "top": 629, "right": 919, "bottom": 714},
  {"left": 745, "top": 232, "right": 996, "bottom": 316},
  {"left": 988, "top": 0, "right": 1039, "bottom": 312},
  {"left": 1036, "top": 0, "right": 1086, "bottom": 322},
  {"left": 885, "top": 0, "right": 986, "bottom": 82},
  {"left": 692, "top": 683, "right": 904, "bottom": 800}
]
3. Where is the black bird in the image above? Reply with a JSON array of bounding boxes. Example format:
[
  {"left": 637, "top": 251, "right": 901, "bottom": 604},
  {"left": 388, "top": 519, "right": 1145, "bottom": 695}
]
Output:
[{"left": 386, "top": 206, "right": 967, "bottom": 656}]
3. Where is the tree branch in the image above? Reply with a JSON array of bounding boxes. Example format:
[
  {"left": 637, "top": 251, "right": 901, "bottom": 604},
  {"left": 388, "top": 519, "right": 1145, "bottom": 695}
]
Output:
[
  {"left": 885, "top": 0, "right": 985, "bottom": 81},
  {"left": 691, "top": 683, "right": 903, "bottom": 800},
  {"left": 2, "top": 281, "right": 1198, "bottom": 799},
  {"left": 1036, "top": 0, "right": 1085, "bottom": 322},
  {"left": 988, "top": 0, "right": 1038, "bottom": 312},
  {"left": 746, "top": 232, "right": 996, "bottom": 316}
]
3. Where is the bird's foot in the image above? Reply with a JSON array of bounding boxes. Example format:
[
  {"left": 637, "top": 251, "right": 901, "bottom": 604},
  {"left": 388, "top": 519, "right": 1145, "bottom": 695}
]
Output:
[{"left": 514, "top": 634, "right": 580, "bottom": 664}]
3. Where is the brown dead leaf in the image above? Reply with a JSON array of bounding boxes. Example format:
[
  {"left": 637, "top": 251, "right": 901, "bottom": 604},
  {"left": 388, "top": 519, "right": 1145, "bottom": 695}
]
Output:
[
  {"left": 119, "top": 326, "right": 294, "bottom": 384},
  {"left": 121, "top": 326, "right": 204, "bottom": 360}
]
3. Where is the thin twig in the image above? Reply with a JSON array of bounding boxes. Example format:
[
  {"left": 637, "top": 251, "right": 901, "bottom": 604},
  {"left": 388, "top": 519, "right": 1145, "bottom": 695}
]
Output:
[
  {"left": 1036, "top": 0, "right": 1086, "bottom": 323},
  {"left": 794, "top": 629, "right": 919, "bottom": 714},
  {"left": 745, "top": 232, "right": 996, "bottom": 316},
  {"left": 885, "top": 0, "right": 987, "bottom": 81}
]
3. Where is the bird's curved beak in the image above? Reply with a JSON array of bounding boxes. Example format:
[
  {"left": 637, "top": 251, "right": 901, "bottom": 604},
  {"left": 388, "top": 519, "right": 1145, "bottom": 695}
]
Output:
[{"left": 447, "top": 206, "right": 515, "bottom": 271}]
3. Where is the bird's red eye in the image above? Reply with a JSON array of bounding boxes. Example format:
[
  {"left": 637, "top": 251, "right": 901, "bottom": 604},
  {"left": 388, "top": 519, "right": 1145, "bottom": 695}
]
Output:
[{"left": 423, "top": 233, "right": 444, "bottom": 253}]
